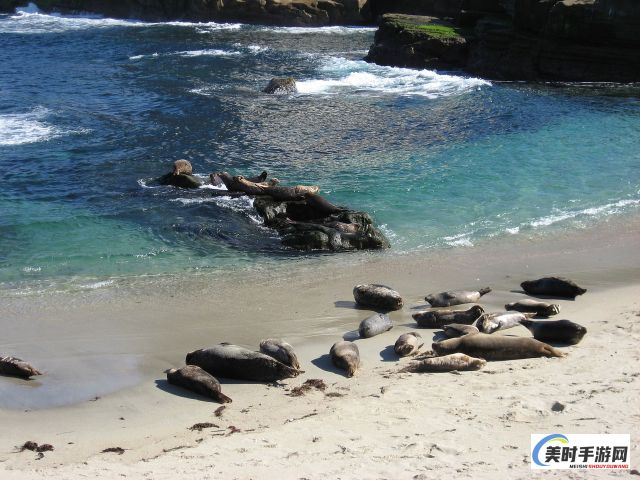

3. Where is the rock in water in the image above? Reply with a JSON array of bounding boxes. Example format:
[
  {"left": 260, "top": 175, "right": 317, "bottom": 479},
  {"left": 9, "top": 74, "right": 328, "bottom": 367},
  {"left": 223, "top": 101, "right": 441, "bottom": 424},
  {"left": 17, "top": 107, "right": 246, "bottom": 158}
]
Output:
[
  {"left": 521, "top": 277, "right": 586, "bottom": 299},
  {"left": 432, "top": 333, "right": 565, "bottom": 361},
  {"left": 0, "top": 356, "right": 42, "bottom": 379},
  {"left": 330, "top": 341, "right": 360, "bottom": 377},
  {"left": 359, "top": 313, "right": 393, "bottom": 338},
  {"left": 186, "top": 343, "right": 302, "bottom": 382},
  {"left": 166, "top": 365, "right": 232, "bottom": 403},
  {"left": 403, "top": 353, "right": 486, "bottom": 373},
  {"left": 353, "top": 284, "right": 403, "bottom": 311},
  {"left": 259, "top": 339, "right": 300, "bottom": 370},
  {"left": 263, "top": 77, "right": 296, "bottom": 94},
  {"left": 425, "top": 287, "right": 491, "bottom": 307},
  {"left": 394, "top": 332, "right": 423, "bottom": 357},
  {"left": 519, "top": 319, "right": 587, "bottom": 346},
  {"left": 413, "top": 305, "right": 484, "bottom": 328}
]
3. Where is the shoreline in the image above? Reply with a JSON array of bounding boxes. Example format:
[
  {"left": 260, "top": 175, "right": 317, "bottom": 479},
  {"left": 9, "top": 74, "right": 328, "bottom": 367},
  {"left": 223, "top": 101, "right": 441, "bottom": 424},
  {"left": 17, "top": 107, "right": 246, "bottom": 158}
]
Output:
[{"left": 1, "top": 214, "right": 639, "bottom": 476}]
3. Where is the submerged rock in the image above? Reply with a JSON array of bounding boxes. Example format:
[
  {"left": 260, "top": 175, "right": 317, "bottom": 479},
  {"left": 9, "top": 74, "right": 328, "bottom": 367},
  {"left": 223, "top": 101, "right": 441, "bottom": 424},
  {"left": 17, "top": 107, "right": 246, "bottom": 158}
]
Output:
[{"left": 263, "top": 77, "right": 297, "bottom": 94}]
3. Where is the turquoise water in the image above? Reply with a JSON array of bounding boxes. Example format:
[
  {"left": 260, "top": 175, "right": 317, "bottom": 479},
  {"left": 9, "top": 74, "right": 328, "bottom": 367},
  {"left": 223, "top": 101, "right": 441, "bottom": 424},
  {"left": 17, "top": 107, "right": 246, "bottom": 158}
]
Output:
[{"left": 1, "top": 7, "right": 639, "bottom": 291}]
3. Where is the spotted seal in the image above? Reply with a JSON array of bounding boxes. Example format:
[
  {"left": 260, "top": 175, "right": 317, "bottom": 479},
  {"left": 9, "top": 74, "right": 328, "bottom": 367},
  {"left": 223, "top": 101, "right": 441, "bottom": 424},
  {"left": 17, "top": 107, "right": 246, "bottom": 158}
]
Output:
[
  {"left": 167, "top": 365, "right": 232, "bottom": 403},
  {"left": 353, "top": 284, "right": 403, "bottom": 311},
  {"left": 425, "top": 287, "right": 491, "bottom": 307},
  {"left": 186, "top": 343, "right": 302, "bottom": 382},
  {"left": 519, "top": 319, "right": 587, "bottom": 345},
  {"left": 432, "top": 333, "right": 565, "bottom": 360},
  {"left": 330, "top": 341, "right": 360, "bottom": 377},
  {"left": 505, "top": 299, "right": 560, "bottom": 317},
  {"left": 259, "top": 339, "right": 300, "bottom": 370},
  {"left": 413, "top": 305, "right": 484, "bottom": 328},
  {"left": 0, "top": 356, "right": 42, "bottom": 379},
  {"left": 359, "top": 313, "right": 393, "bottom": 338},
  {"left": 521, "top": 277, "right": 586, "bottom": 299},
  {"left": 476, "top": 311, "right": 534, "bottom": 334},
  {"left": 394, "top": 332, "right": 424, "bottom": 357},
  {"left": 442, "top": 324, "right": 480, "bottom": 338},
  {"left": 402, "top": 353, "right": 486, "bottom": 373}
]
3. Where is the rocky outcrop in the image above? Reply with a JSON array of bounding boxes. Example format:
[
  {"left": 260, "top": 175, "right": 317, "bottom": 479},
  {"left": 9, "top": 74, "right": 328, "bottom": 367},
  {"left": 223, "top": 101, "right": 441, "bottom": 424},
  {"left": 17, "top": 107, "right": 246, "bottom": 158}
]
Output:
[
  {"left": 366, "top": 1, "right": 640, "bottom": 82},
  {"left": 24, "top": 0, "right": 372, "bottom": 25},
  {"left": 263, "top": 77, "right": 297, "bottom": 94},
  {"left": 365, "top": 14, "right": 470, "bottom": 69}
]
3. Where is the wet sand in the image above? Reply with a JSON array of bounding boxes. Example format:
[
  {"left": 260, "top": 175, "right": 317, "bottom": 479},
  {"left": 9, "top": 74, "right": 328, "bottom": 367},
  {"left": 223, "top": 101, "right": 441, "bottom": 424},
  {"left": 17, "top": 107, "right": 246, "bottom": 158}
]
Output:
[{"left": 1, "top": 217, "right": 639, "bottom": 478}]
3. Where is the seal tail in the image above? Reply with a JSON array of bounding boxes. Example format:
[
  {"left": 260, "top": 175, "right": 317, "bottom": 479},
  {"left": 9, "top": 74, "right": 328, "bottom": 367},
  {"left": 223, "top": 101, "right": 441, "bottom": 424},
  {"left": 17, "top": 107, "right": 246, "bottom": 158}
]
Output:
[
  {"left": 478, "top": 287, "right": 492, "bottom": 297},
  {"left": 544, "top": 345, "right": 566, "bottom": 358}
]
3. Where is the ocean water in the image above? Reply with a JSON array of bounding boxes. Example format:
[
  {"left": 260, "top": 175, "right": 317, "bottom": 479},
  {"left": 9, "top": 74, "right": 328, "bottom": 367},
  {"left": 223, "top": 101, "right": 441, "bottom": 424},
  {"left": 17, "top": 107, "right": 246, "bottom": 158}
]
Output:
[{"left": 1, "top": 5, "right": 640, "bottom": 293}]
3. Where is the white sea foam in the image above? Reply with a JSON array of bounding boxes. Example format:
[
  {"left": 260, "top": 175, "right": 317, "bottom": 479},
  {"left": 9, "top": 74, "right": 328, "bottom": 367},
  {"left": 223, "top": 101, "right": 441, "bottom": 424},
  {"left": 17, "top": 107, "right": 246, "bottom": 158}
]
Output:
[
  {"left": 443, "top": 233, "right": 474, "bottom": 247},
  {"left": 177, "top": 48, "right": 241, "bottom": 57},
  {"left": 0, "top": 107, "right": 77, "bottom": 146},
  {"left": 22, "top": 266, "right": 42, "bottom": 273},
  {"left": 79, "top": 279, "right": 114, "bottom": 290},
  {"left": 296, "top": 56, "right": 491, "bottom": 97},
  {"left": 528, "top": 199, "right": 640, "bottom": 229}
]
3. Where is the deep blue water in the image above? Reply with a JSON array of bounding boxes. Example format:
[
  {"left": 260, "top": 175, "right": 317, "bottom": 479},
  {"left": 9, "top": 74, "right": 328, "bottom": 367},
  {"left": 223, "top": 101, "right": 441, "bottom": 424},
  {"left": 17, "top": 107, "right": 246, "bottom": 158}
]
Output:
[{"left": 1, "top": 7, "right": 639, "bottom": 291}]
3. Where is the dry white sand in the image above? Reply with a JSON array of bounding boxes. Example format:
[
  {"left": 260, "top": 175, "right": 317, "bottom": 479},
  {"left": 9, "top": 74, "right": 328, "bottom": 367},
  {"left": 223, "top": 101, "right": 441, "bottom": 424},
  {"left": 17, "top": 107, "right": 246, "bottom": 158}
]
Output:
[{"left": 1, "top": 219, "right": 639, "bottom": 478}]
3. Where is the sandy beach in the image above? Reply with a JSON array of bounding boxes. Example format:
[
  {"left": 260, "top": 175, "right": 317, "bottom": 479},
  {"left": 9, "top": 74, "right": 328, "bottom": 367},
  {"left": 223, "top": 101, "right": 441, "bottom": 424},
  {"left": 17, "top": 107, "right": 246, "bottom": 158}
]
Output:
[{"left": 1, "top": 217, "right": 639, "bottom": 479}]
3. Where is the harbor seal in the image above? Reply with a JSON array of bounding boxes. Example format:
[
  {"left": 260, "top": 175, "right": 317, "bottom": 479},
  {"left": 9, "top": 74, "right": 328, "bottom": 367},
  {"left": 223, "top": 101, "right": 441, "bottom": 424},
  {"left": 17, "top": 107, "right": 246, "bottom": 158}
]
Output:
[
  {"left": 425, "top": 287, "right": 491, "bottom": 307},
  {"left": 330, "top": 341, "right": 360, "bottom": 377},
  {"left": 353, "top": 284, "right": 403, "bottom": 311},
  {"left": 259, "top": 339, "right": 300, "bottom": 370},
  {"left": 173, "top": 159, "right": 193, "bottom": 176},
  {"left": 519, "top": 319, "right": 587, "bottom": 345},
  {"left": 442, "top": 324, "right": 480, "bottom": 338},
  {"left": 505, "top": 299, "right": 560, "bottom": 317},
  {"left": 0, "top": 356, "right": 42, "bottom": 379},
  {"left": 432, "top": 333, "right": 565, "bottom": 361},
  {"left": 521, "top": 277, "right": 586, "bottom": 298},
  {"left": 166, "top": 365, "right": 232, "bottom": 403},
  {"left": 359, "top": 313, "right": 393, "bottom": 338},
  {"left": 186, "top": 343, "right": 302, "bottom": 382},
  {"left": 475, "top": 311, "right": 534, "bottom": 334},
  {"left": 394, "top": 332, "right": 424, "bottom": 357},
  {"left": 402, "top": 353, "right": 486, "bottom": 373},
  {"left": 412, "top": 305, "right": 484, "bottom": 328}
]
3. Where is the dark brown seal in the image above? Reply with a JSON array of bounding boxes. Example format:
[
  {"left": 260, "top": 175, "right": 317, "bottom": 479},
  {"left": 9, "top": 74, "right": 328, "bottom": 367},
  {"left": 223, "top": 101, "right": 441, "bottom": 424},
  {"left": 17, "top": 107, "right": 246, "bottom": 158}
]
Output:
[
  {"left": 167, "top": 365, "right": 232, "bottom": 403},
  {"left": 0, "top": 356, "right": 42, "bottom": 379},
  {"left": 432, "top": 333, "right": 565, "bottom": 361},
  {"left": 412, "top": 305, "right": 484, "bottom": 328},
  {"left": 521, "top": 277, "right": 586, "bottom": 299},
  {"left": 425, "top": 287, "right": 491, "bottom": 307},
  {"left": 186, "top": 343, "right": 302, "bottom": 382},
  {"left": 330, "top": 341, "right": 360, "bottom": 377},
  {"left": 394, "top": 332, "right": 424, "bottom": 357},
  {"left": 505, "top": 299, "right": 560, "bottom": 317},
  {"left": 519, "top": 319, "right": 587, "bottom": 345},
  {"left": 402, "top": 353, "right": 486, "bottom": 373},
  {"left": 353, "top": 284, "right": 403, "bottom": 311}
]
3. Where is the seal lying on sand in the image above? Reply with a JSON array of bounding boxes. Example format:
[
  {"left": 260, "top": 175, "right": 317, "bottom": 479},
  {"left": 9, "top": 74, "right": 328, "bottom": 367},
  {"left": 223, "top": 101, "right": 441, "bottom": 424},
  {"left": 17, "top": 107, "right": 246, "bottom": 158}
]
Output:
[
  {"left": 259, "top": 339, "right": 300, "bottom": 370},
  {"left": 186, "top": 343, "right": 302, "bottom": 382},
  {"left": 521, "top": 277, "right": 586, "bottom": 298},
  {"left": 0, "top": 356, "right": 42, "bottom": 379},
  {"left": 425, "top": 287, "right": 491, "bottom": 307},
  {"left": 167, "top": 365, "right": 232, "bottom": 403},
  {"left": 413, "top": 305, "right": 484, "bottom": 328},
  {"left": 359, "top": 313, "right": 393, "bottom": 338},
  {"left": 442, "top": 324, "right": 480, "bottom": 338},
  {"left": 505, "top": 299, "right": 560, "bottom": 317},
  {"left": 519, "top": 319, "right": 587, "bottom": 345},
  {"left": 476, "top": 311, "right": 534, "bottom": 334},
  {"left": 330, "top": 341, "right": 360, "bottom": 377},
  {"left": 432, "top": 333, "right": 565, "bottom": 360},
  {"left": 394, "top": 332, "right": 424, "bottom": 357},
  {"left": 353, "top": 284, "right": 403, "bottom": 311},
  {"left": 402, "top": 353, "right": 486, "bottom": 373}
]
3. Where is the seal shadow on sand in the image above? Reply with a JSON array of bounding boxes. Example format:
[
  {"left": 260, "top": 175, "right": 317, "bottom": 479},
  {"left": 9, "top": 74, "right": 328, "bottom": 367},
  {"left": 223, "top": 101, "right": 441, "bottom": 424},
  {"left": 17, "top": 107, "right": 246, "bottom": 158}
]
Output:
[
  {"left": 311, "top": 354, "right": 350, "bottom": 378},
  {"left": 378, "top": 345, "right": 398, "bottom": 362},
  {"left": 155, "top": 379, "right": 214, "bottom": 402},
  {"left": 334, "top": 301, "right": 368, "bottom": 310},
  {"left": 342, "top": 330, "right": 360, "bottom": 341},
  {"left": 509, "top": 289, "right": 576, "bottom": 301},
  {"left": 432, "top": 331, "right": 448, "bottom": 342}
]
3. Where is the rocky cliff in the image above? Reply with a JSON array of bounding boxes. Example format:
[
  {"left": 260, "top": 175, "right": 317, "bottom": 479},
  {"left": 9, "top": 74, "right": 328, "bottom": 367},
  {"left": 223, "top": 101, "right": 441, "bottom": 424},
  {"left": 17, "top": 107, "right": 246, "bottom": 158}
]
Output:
[
  {"left": 366, "top": 0, "right": 640, "bottom": 82},
  {"left": 6, "top": 0, "right": 372, "bottom": 25}
]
